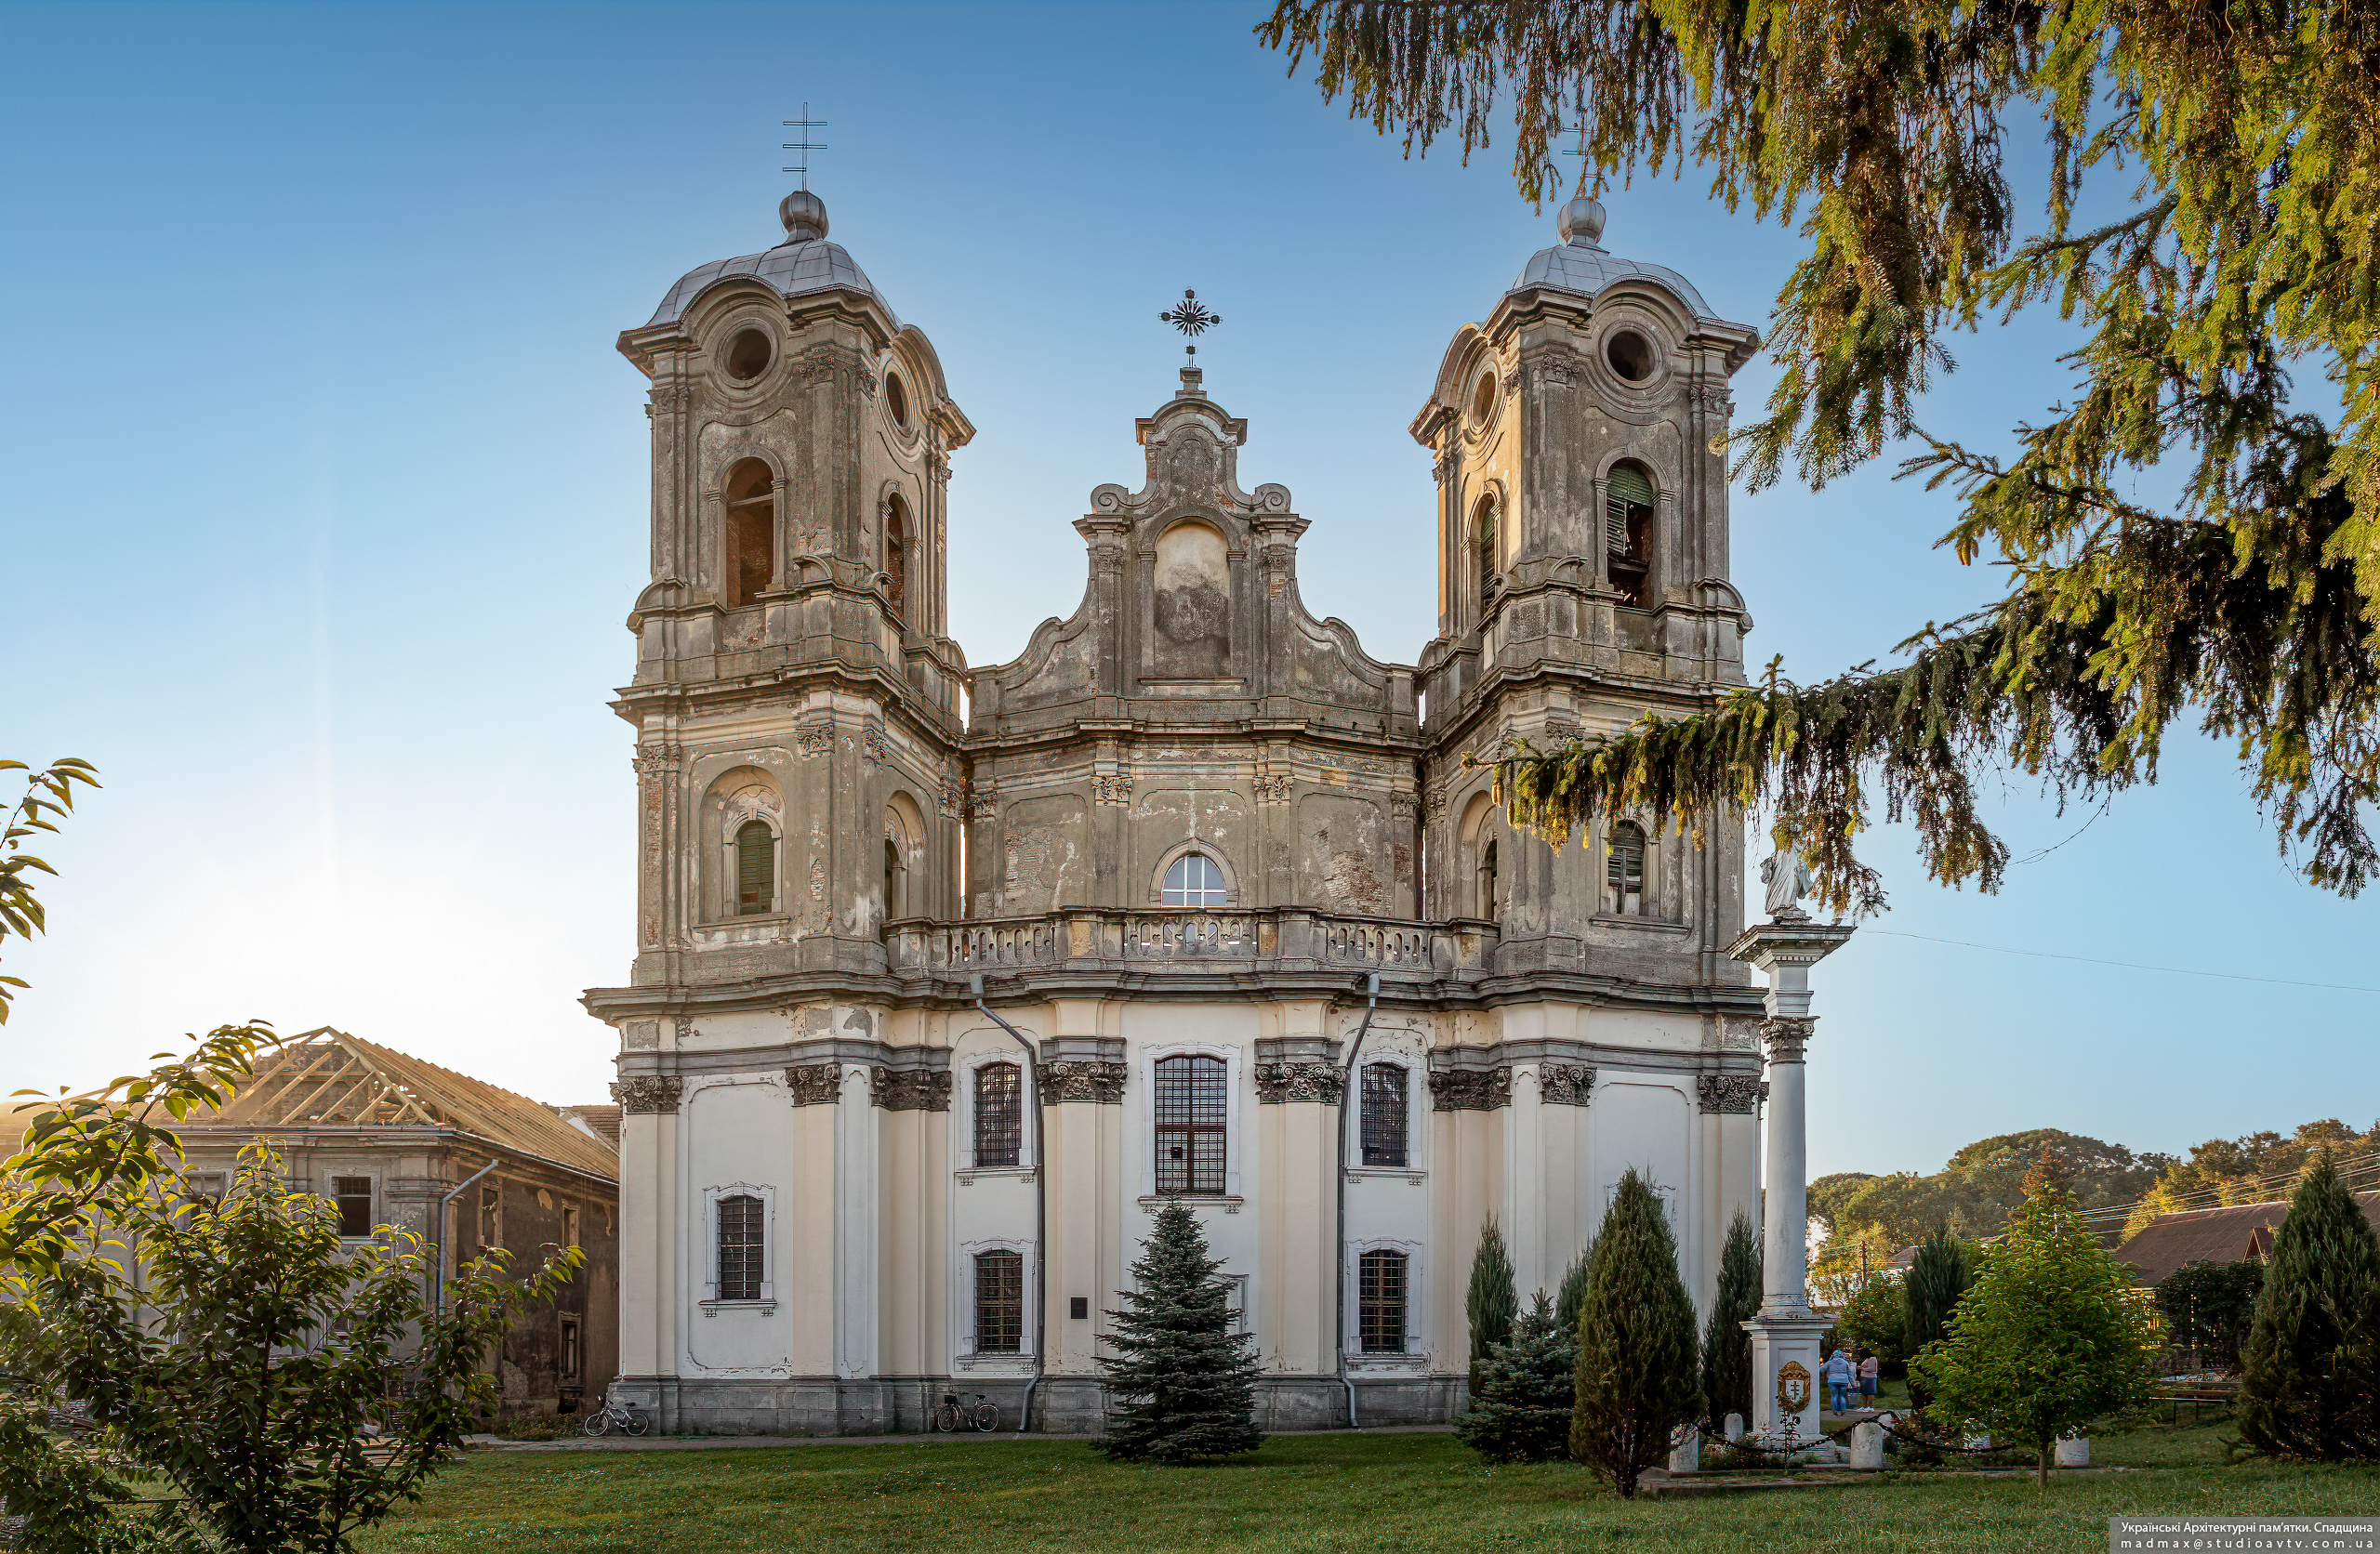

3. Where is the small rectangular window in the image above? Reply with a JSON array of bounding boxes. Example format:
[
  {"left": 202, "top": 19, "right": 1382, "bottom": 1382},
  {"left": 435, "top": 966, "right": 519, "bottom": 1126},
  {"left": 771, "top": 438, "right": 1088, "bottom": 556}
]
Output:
[
  {"left": 717, "top": 1193, "right": 763, "bottom": 1301},
  {"left": 974, "top": 1249, "right": 1024, "bottom": 1354},
  {"left": 973, "top": 1062, "right": 1023, "bottom": 1168},
  {"left": 1358, "top": 1250, "right": 1408, "bottom": 1354},
  {"left": 562, "top": 1205, "right": 581, "bottom": 1248},
  {"left": 332, "top": 1176, "right": 374, "bottom": 1238},
  {"left": 183, "top": 1171, "right": 227, "bottom": 1204},
  {"left": 1360, "top": 1064, "right": 1408, "bottom": 1168},
  {"left": 560, "top": 1317, "right": 582, "bottom": 1378}
]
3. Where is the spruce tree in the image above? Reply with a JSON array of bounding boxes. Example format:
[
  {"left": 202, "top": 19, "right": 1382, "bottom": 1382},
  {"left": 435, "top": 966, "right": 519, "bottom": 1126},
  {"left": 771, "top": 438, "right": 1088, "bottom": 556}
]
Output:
[
  {"left": 2237, "top": 1154, "right": 2380, "bottom": 1461},
  {"left": 1453, "top": 1291, "right": 1578, "bottom": 1463},
  {"left": 1554, "top": 1242, "right": 1593, "bottom": 1333},
  {"left": 1094, "top": 1203, "right": 1264, "bottom": 1464},
  {"left": 1699, "top": 1211, "right": 1762, "bottom": 1432},
  {"left": 1571, "top": 1171, "right": 1702, "bottom": 1498},
  {"left": 1903, "top": 1222, "right": 1976, "bottom": 1413},
  {"left": 1465, "top": 1217, "right": 1517, "bottom": 1394}
]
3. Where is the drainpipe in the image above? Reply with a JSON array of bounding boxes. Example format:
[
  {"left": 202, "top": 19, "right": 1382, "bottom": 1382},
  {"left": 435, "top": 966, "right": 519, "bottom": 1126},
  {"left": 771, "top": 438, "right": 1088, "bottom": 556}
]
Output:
[
  {"left": 972, "top": 973, "right": 1047, "bottom": 1432},
  {"left": 1334, "top": 971, "right": 1382, "bottom": 1429},
  {"left": 430, "top": 1159, "right": 499, "bottom": 1316}
]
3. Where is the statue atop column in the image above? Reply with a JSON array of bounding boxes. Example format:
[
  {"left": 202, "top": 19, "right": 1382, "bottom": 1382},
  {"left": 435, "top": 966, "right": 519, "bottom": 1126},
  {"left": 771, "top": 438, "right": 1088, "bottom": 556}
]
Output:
[{"left": 1759, "top": 848, "right": 1814, "bottom": 922}]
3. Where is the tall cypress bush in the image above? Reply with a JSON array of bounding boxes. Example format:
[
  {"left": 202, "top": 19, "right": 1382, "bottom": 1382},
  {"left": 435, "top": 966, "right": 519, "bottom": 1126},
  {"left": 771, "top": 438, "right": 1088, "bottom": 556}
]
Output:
[
  {"left": 1904, "top": 1221, "right": 1976, "bottom": 1412},
  {"left": 2237, "top": 1154, "right": 2380, "bottom": 1461},
  {"left": 1094, "top": 1203, "right": 1264, "bottom": 1464},
  {"left": 1554, "top": 1243, "right": 1593, "bottom": 1333},
  {"left": 1699, "top": 1210, "right": 1762, "bottom": 1431},
  {"left": 1465, "top": 1217, "right": 1517, "bottom": 1393},
  {"left": 1571, "top": 1171, "right": 1702, "bottom": 1498}
]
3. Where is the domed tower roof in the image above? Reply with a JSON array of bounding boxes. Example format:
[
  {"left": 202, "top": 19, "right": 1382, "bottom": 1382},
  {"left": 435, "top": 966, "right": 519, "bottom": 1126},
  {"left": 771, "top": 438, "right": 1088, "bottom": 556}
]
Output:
[
  {"left": 643, "top": 190, "right": 894, "bottom": 328},
  {"left": 1509, "top": 196, "right": 1716, "bottom": 320}
]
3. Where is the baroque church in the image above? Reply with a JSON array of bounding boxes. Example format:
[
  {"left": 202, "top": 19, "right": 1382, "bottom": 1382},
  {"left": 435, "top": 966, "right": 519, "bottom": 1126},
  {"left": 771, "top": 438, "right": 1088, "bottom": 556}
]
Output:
[{"left": 589, "top": 184, "right": 1772, "bottom": 1433}]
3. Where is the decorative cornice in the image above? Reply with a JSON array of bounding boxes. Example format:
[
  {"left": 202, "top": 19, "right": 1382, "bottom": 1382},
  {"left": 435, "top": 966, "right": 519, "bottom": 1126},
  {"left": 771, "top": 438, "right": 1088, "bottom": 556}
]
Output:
[
  {"left": 1697, "top": 1073, "right": 1765, "bottom": 1114},
  {"left": 1760, "top": 1017, "right": 1815, "bottom": 1063},
  {"left": 1429, "top": 1067, "right": 1512, "bottom": 1112},
  {"left": 784, "top": 1064, "right": 842, "bottom": 1106},
  {"left": 1037, "top": 1060, "right": 1126, "bottom": 1103},
  {"left": 1539, "top": 1064, "right": 1595, "bottom": 1106},
  {"left": 871, "top": 1068, "right": 951, "bottom": 1112},
  {"left": 1252, "top": 1061, "right": 1344, "bottom": 1104},
  {"left": 610, "top": 1075, "right": 682, "bottom": 1114}
]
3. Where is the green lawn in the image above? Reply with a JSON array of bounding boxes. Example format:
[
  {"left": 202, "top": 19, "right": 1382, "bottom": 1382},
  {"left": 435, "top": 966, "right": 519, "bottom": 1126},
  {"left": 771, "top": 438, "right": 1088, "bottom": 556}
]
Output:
[{"left": 351, "top": 1421, "right": 2380, "bottom": 1554}]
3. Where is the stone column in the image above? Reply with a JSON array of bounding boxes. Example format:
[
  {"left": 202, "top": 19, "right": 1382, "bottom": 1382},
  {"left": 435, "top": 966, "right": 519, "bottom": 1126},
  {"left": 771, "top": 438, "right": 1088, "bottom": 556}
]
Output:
[{"left": 1725, "top": 915, "right": 1853, "bottom": 1445}]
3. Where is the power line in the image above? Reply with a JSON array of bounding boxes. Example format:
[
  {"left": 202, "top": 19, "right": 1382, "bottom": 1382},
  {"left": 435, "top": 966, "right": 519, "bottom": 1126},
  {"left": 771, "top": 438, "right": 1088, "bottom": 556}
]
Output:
[
  {"left": 2069, "top": 1150, "right": 2380, "bottom": 1230},
  {"left": 1864, "top": 928, "right": 2380, "bottom": 994}
]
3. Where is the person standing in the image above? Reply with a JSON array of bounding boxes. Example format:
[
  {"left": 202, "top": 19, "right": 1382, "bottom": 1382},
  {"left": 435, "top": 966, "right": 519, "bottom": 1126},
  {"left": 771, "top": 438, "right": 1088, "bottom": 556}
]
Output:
[
  {"left": 1858, "top": 1350, "right": 1880, "bottom": 1409},
  {"left": 1823, "top": 1347, "right": 1854, "bottom": 1414}
]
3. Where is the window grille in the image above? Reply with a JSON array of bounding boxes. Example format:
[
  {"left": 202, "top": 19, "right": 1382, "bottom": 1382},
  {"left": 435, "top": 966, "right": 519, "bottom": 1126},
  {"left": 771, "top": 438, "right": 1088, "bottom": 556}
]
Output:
[
  {"left": 1159, "top": 853, "right": 1227, "bottom": 908},
  {"left": 332, "top": 1176, "right": 374, "bottom": 1238},
  {"left": 974, "top": 1249, "right": 1024, "bottom": 1354},
  {"left": 1153, "top": 1054, "right": 1227, "bottom": 1195},
  {"left": 974, "top": 1062, "right": 1023, "bottom": 1168},
  {"left": 1475, "top": 500, "right": 1499, "bottom": 611},
  {"left": 1358, "top": 1250, "right": 1408, "bottom": 1353},
  {"left": 717, "top": 1193, "right": 763, "bottom": 1301},
  {"left": 1359, "top": 1064, "right": 1408, "bottom": 1167},
  {"left": 1606, "top": 822, "right": 1646, "bottom": 916},
  {"left": 735, "top": 821, "right": 774, "bottom": 915}
]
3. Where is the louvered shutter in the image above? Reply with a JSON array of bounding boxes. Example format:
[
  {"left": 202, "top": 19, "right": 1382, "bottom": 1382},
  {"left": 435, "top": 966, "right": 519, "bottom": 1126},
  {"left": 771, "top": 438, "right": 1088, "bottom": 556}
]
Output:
[
  {"left": 1606, "top": 465, "right": 1655, "bottom": 553},
  {"left": 736, "top": 821, "right": 773, "bottom": 915}
]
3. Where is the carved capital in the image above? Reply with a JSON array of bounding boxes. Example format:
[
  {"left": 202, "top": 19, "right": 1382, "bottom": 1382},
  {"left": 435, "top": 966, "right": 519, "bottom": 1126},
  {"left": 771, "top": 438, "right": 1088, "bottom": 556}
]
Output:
[
  {"left": 870, "top": 1068, "right": 951, "bottom": 1112},
  {"left": 862, "top": 722, "right": 889, "bottom": 764},
  {"left": 1252, "top": 773, "right": 1294, "bottom": 805},
  {"left": 1694, "top": 381, "right": 1734, "bottom": 416},
  {"left": 795, "top": 721, "right": 834, "bottom": 758},
  {"left": 1037, "top": 1060, "right": 1126, "bottom": 1103},
  {"left": 941, "top": 774, "right": 965, "bottom": 815},
  {"left": 1093, "top": 775, "right": 1131, "bottom": 805},
  {"left": 1697, "top": 1073, "right": 1765, "bottom": 1114},
  {"left": 647, "top": 385, "right": 693, "bottom": 414},
  {"left": 610, "top": 1075, "right": 682, "bottom": 1114},
  {"left": 1539, "top": 1064, "right": 1595, "bottom": 1106},
  {"left": 1252, "top": 1062, "right": 1344, "bottom": 1105},
  {"left": 1760, "top": 1018, "right": 1816, "bottom": 1063},
  {"left": 784, "top": 1064, "right": 842, "bottom": 1106},
  {"left": 1389, "top": 793, "right": 1419, "bottom": 823},
  {"left": 1429, "top": 1068, "right": 1512, "bottom": 1112}
]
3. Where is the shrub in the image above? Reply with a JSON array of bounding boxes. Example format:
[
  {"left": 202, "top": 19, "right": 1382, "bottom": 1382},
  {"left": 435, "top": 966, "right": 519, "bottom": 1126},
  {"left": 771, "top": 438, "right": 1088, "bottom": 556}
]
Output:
[
  {"left": 1465, "top": 1217, "right": 1517, "bottom": 1394},
  {"left": 1571, "top": 1170, "right": 1701, "bottom": 1498},
  {"left": 1453, "top": 1291, "right": 1577, "bottom": 1462},
  {"left": 1903, "top": 1222, "right": 1975, "bottom": 1411},
  {"left": 2153, "top": 1258, "right": 2264, "bottom": 1370},
  {"left": 2236, "top": 1153, "right": 2380, "bottom": 1461},
  {"left": 1836, "top": 1269, "right": 1908, "bottom": 1363}
]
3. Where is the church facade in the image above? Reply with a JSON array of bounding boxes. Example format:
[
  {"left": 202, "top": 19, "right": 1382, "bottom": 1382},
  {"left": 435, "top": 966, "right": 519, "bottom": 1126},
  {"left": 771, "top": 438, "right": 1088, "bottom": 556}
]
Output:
[{"left": 588, "top": 187, "right": 1771, "bottom": 1434}]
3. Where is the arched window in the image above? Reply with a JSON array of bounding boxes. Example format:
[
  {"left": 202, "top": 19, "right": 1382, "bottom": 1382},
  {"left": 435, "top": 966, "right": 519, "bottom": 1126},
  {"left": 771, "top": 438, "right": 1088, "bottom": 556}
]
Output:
[
  {"left": 735, "top": 820, "right": 774, "bottom": 916},
  {"left": 1160, "top": 852, "right": 1227, "bottom": 909},
  {"left": 1475, "top": 837, "right": 1500, "bottom": 920},
  {"left": 1606, "top": 462, "right": 1654, "bottom": 608},
  {"left": 1359, "top": 1063, "right": 1408, "bottom": 1168},
  {"left": 1357, "top": 1249, "right": 1408, "bottom": 1353},
  {"left": 973, "top": 1249, "right": 1024, "bottom": 1354},
  {"left": 882, "top": 837, "right": 905, "bottom": 934},
  {"left": 973, "top": 1062, "right": 1022, "bottom": 1167},
  {"left": 724, "top": 458, "right": 775, "bottom": 609},
  {"left": 716, "top": 1193, "right": 763, "bottom": 1302},
  {"left": 1606, "top": 821, "right": 1646, "bottom": 916},
  {"left": 1153, "top": 1054, "right": 1226, "bottom": 1195},
  {"left": 884, "top": 494, "right": 911, "bottom": 623},
  {"left": 1474, "top": 494, "right": 1500, "bottom": 612}
]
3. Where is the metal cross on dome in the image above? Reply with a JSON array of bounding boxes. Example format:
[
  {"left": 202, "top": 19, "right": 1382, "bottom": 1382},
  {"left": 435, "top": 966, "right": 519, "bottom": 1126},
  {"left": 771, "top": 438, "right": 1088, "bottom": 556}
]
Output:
[
  {"left": 780, "top": 103, "right": 827, "bottom": 190},
  {"left": 1159, "top": 288, "right": 1222, "bottom": 360}
]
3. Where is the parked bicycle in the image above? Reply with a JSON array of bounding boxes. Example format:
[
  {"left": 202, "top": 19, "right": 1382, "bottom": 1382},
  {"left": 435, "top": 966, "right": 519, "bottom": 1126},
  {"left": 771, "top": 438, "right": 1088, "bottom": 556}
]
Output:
[
  {"left": 932, "top": 1390, "right": 998, "bottom": 1432},
  {"left": 582, "top": 1399, "right": 650, "bottom": 1437}
]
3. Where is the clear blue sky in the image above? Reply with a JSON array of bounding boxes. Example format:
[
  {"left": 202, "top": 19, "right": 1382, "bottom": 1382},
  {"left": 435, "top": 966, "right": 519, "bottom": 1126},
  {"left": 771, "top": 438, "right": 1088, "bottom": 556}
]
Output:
[{"left": 3, "top": 2, "right": 2370, "bottom": 1180}]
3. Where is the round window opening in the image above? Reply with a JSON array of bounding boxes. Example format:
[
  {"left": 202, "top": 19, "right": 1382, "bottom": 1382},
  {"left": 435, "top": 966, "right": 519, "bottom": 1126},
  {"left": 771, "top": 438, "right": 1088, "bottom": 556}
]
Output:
[
  {"left": 724, "top": 328, "right": 773, "bottom": 383},
  {"left": 885, "top": 373, "right": 910, "bottom": 428},
  {"left": 1471, "top": 371, "right": 1499, "bottom": 424},
  {"left": 1606, "top": 330, "right": 1655, "bottom": 383}
]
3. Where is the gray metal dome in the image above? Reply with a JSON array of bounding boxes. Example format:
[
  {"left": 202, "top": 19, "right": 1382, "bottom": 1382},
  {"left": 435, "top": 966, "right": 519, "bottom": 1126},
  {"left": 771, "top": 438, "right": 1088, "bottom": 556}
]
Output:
[
  {"left": 645, "top": 191, "right": 893, "bottom": 328},
  {"left": 1510, "top": 197, "right": 1716, "bottom": 319}
]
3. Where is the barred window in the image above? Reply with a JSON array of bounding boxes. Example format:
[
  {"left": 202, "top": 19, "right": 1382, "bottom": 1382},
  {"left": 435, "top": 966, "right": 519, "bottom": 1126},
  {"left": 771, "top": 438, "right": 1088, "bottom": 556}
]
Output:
[
  {"left": 1474, "top": 496, "right": 1499, "bottom": 612},
  {"left": 1606, "top": 822, "right": 1646, "bottom": 916},
  {"left": 1159, "top": 852, "right": 1227, "bottom": 908},
  {"left": 1359, "top": 1064, "right": 1408, "bottom": 1167},
  {"left": 331, "top": 1176, "right": 374, "bottom": 1238},
  {"left": 717, "top": 1193, "right": 763, "bottom": 1302},
  {"left": 1153, "top": 1054, "right": 1227, "bottom": 1196},
  {"left": 1358, "top": 1249, "right": 1408, "bottom": 1353},
  {"left": 974, "top": 1062, "right": 1023, "bottom": 1168},
  {"left": 974, "top": 1249, "right": 1024, "bottom": 1354}
]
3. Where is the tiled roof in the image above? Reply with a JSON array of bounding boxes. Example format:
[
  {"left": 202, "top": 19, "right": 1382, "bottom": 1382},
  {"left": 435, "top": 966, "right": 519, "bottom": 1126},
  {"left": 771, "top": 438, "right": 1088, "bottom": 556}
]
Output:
[
  {"left": 2115, "top": 1192, "right": 2380, "bottom": 1286},
  {"left": 182, "top": 1028, "right": 618, "bottom": 1184}
]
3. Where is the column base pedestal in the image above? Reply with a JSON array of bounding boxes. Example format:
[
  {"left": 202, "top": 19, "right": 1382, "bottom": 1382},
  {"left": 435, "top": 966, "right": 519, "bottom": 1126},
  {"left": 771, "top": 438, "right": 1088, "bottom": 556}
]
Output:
[{"left": 1744, "top": 1306, "right": 1832, "bottom": 1447}]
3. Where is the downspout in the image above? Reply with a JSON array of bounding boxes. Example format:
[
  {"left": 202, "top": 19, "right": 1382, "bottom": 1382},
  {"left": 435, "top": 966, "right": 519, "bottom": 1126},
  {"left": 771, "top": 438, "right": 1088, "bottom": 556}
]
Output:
[
  {"left": 1334, "top": 971, "right": 1382, "bottom": 1429},
  {"left": 972, "top": 973, "right": 1046, "bottom": 1432},
  {"left": 430, "top": 1159, "right": 499, "bottom": 1316}
]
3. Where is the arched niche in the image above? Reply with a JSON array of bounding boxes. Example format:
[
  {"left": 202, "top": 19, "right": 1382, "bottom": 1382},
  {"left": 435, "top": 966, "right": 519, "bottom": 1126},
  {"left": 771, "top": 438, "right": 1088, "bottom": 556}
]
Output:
[{"left": 1150, "top": 519, "right": 1230, "bottom": 678}]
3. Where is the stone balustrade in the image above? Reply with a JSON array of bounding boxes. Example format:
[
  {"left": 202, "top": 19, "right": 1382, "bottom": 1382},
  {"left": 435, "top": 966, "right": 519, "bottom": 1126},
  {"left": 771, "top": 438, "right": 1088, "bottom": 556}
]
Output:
[{"left": 886, "top": 908, "right": 1497, "bottom": 983}]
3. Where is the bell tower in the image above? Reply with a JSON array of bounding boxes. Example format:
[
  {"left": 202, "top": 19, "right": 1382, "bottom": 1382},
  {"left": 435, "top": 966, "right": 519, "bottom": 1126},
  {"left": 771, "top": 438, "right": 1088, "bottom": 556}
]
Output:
[
  {"left": 609, "top": 189, "right": 975, "bottom": 985},
  {"left": 1413, "top": 196, "right": 1760, "bottom": 978}
]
